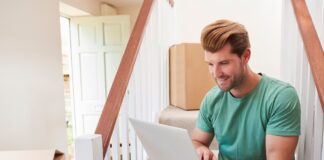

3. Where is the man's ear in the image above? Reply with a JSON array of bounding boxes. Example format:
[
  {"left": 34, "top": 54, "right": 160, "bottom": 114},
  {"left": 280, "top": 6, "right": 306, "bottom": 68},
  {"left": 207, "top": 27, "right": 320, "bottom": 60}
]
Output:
[{"left": 242, "top": 48, "right": 251, "bottom": 64}]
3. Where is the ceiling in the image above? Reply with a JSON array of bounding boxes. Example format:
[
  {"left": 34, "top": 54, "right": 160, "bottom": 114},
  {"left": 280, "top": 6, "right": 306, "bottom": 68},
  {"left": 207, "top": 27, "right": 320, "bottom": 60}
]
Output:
[{"left": 102, "top": 0, "right": 143, "bottom": 8}]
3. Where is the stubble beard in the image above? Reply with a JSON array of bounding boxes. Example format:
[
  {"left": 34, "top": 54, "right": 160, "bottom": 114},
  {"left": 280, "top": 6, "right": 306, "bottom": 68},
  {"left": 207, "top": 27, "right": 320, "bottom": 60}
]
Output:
[{"left": 217, "top": 65, "right": 245, "bottom": 92}]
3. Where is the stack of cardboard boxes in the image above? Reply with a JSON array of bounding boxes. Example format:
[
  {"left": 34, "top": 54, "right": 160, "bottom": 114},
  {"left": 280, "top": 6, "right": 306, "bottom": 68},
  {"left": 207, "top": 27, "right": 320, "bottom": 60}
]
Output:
[
  {"left": 169, "top": 43, "right": 215, "bottom": 110},
  {"left": 163, "top": 43, "right": 218, "bottom": 149}
]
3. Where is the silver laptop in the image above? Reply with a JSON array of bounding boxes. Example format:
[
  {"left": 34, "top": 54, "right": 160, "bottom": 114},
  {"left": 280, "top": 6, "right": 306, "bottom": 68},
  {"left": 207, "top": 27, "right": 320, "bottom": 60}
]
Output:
[{"left": 129, "top": 118, "right": 199, "bottom": 160}]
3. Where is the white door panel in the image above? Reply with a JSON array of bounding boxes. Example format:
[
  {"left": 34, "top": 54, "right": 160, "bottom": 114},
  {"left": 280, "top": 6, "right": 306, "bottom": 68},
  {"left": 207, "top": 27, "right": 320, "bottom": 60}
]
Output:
[
  {"left": 70, "top": 16, "right": 130, "bottom": 136},
  {"left": 79, "top": 52, "right": 99, "bottom": 101},
  {"left": 104, "top": 52, "right": 123, "bottom": 94}
]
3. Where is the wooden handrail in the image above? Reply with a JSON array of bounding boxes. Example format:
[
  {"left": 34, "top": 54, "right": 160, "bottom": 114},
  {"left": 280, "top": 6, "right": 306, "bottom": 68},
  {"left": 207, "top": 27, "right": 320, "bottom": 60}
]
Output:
[
  {"left": 95, "top": 0, "right": 154, "bottom": 156},
  {"left": 291, "top": 0, "right": 324, "bottom": 110}
]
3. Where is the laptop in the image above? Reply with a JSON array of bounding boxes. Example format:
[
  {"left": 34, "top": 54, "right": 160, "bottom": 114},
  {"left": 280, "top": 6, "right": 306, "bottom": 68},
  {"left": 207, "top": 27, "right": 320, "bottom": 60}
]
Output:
[{"left": 129, "top": 118, "right": 199, "bottom": 160}]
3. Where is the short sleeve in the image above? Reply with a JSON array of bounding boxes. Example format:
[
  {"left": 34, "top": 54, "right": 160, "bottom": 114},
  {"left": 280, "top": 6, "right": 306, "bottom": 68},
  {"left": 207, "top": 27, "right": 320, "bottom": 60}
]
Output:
[
  {"left": 266, "top": 87, "right": 301, "bottom": 136},
  {"left": 196, "top": 95, "right": 214, "bottom": 133}
]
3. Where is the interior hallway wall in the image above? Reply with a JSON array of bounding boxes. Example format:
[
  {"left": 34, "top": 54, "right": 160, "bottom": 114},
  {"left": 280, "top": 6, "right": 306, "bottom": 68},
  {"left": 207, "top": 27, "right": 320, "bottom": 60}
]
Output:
[
  {"left": 61, "top": 0, "right": 101, "bottom": 15},
  {"left": 173, "top": 0, "right": 282, "bottom": 79},
  {"left": 0, "top": 0, "right": 67, "bottom": 152},
  {"left": 117, "top": 4, "right": 142, "bottom": 31}
]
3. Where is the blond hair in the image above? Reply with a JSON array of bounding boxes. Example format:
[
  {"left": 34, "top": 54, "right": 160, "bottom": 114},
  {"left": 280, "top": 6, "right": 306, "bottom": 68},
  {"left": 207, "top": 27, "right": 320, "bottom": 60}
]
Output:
[{"left": 201, "top": 19, "right": 250, "bottom": 57}]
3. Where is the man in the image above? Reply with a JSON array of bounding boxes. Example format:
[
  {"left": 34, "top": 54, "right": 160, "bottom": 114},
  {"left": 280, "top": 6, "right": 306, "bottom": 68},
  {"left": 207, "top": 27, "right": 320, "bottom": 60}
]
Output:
[{"left": 192, "top": 19, "right": 301, "bottom": 160}]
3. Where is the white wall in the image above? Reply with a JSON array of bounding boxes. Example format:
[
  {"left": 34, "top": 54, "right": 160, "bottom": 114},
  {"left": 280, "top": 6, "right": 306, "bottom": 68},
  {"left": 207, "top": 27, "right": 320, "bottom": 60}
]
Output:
[
  {"left": 0, "top": 0, "right": 67, "bottom": 152},
  {"left": 61, "top": 0, "right": 101, "bottom": 16},
  {"left": 173, "top": 0, "right": 282, "bottom": 79},
  {"left": 117, "top": 5, "right": 141, "bottom": 30},
  {"left": 101, "top": 3, "right": 118, "bottom": 15}
]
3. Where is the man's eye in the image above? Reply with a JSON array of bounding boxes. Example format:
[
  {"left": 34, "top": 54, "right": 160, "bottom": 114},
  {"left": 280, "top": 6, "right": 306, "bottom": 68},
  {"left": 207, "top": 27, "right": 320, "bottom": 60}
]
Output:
[
  {"left": 220, "top": 61, "right": 229, "bottom": 65},
  {"left": 208, "top": 63, "right": 213, "bottom": 66}
]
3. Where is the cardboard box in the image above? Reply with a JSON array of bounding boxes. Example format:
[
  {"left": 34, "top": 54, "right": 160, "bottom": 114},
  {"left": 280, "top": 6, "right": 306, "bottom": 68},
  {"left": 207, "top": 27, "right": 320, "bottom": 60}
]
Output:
[
  {"left": 169, "top": 43, "right": 215, "bottom": 110},
  {"left": 0, "top": 149, "right": 64, "bottom": 160}
]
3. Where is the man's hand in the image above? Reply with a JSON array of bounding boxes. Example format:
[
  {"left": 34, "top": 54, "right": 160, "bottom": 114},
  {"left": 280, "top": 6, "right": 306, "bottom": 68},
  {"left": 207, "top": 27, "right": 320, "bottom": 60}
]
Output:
[{"left": 196, "top": 145, "right": 217, "bottom": 160}]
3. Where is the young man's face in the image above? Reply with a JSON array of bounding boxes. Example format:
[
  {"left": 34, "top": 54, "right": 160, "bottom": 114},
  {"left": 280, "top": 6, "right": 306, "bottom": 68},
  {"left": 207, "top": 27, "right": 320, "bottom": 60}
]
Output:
[{"left": 204, "top": 43, "right": 249, "bottom": 92}]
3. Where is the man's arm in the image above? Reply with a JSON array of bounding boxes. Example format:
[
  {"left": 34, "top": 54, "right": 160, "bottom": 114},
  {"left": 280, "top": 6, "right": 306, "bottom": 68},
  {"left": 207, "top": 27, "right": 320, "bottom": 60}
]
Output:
[
  {"left": 266, "top": 135, "right": 299, "bottom": 160},
  {"left": 192, "top": 127, "right": 217, "bottom": 160}
]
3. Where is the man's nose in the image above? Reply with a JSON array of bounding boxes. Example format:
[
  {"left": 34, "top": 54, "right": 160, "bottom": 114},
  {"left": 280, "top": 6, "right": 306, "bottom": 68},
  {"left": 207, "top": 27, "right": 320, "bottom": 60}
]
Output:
[{"left": 212, "top": 66, "right": 222, "bottom": 78}]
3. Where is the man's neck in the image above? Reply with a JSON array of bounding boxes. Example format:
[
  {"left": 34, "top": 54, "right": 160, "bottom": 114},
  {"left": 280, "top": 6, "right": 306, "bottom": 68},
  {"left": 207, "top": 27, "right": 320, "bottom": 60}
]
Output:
[{"left": 230, "top": 71, "right": 261, "bottom": 98}]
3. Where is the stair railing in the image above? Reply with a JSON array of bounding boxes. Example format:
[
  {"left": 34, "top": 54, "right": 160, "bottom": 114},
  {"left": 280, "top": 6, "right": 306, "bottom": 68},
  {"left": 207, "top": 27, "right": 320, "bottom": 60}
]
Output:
[
  {"left": 95, "top": 0, "right": 154, "bottom": 156},
  {"left": 291, "top": 0, "right": 324, "bottom": 110}
]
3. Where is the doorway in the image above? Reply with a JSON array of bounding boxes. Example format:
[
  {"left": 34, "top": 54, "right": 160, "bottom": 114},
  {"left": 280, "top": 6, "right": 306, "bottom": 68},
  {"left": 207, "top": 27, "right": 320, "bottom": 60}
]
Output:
[{"left": 59, "top": 16, "right": 75, "bottom": 160}]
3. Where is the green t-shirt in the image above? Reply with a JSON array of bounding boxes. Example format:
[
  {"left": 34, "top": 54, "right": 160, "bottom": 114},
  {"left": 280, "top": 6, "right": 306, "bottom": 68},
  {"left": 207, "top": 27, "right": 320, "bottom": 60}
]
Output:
[{"left": 197, "top": 74, "right": 301, "bottom": 160}]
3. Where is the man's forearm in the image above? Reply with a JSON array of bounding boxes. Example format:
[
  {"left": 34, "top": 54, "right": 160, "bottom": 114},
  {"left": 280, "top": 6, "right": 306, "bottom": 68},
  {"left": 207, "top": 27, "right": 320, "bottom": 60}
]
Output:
[
  {"left": 191, "top": 127, "right": 216, "bottom": 159},
  {"left": 192, "top": 140, "right": 203, "bottom": 148},
  {"left": 192, "top": 140, "right": 209, "bottom": 149}
]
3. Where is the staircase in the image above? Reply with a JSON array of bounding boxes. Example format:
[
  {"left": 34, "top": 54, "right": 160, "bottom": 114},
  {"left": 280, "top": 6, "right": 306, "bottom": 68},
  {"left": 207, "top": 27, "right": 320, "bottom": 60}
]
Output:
[{"left": 74, "top": 0, "right": 324, "bottom": 159}]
